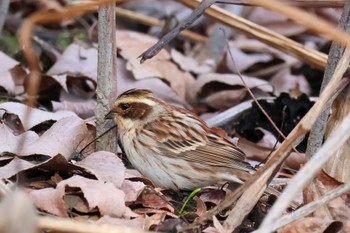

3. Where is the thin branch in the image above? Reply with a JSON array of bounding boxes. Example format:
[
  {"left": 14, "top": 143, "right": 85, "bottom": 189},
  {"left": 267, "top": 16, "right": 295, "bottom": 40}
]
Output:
[
  {"left": 267, "top": 182, "right": 350, "bottom": 231},
  {"left": 116, "top": 7, "right": 207, "bottom": 43},
  {"left": 96, "top": 3, "right": 118, "bottom": 152},
  {"left": 257, "top": 112, "right": 350, "bottom": 232},
  {"left": 36, "top": 216, "right": 145, "bottom": 233}
]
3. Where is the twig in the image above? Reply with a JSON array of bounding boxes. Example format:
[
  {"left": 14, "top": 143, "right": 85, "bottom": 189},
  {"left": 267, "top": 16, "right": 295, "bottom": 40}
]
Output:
[
  {"left": 115, "top": 7, "right": 207, "bottom": 43},
  {"left": 244, "top": 0, "right": 350, "bottom": 46},
  {"left": 256, "top": 45, "right": 350, "bottom": 232},
  {"left": 142, "top": 0, "right": 329, "bottom": 69},
  {"left": 139, "top": 0, "right": 216, "bottom": 63},
  {"left": 96, "top": 3, "right": 118, "bottom": 152},
  {"left": 36, "top": 216, "right": 145, "bottom": 233},
  {"left": 306, "top": 0, "right": 350, "bottom": 159},
  {"left": 257, "top": 112, "right": 350, "bottom": 232},
  {"left": 180, "top": 65, "right": 349, "bottom": 233},
  {"left": 266, "top": 182, "right": 350, "bottom": 232},
  {"left": 214, "top": 0, "right": 344, "bottom": 7}
]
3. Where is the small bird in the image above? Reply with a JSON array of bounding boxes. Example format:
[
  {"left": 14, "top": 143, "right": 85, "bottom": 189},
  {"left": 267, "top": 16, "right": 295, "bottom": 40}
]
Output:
[{"left": 105, "top": 89, "right": 260, "bottom": 191}]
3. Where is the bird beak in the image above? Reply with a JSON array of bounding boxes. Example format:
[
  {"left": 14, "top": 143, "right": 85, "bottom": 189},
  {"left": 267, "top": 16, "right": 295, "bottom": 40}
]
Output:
[{"left": 105, "top": 110, "right": 116, "bottom": 119}]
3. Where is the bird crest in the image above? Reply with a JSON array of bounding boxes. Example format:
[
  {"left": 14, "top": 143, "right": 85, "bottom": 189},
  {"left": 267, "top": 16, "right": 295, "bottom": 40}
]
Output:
[{"left": 118, "top": 89, "right": 153, "bottom": 99}]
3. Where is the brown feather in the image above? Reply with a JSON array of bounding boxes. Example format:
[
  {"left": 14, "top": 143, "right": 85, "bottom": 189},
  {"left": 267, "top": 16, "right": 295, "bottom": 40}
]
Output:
[{"left": 142, "top": 105, "right": 254, "bottom": 173}]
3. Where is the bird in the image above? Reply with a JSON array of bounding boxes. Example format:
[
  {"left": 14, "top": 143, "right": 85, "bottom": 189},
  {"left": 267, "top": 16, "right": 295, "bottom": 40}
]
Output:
[{"left": 105, "top": 88, "right": 261, "bottom": 191}]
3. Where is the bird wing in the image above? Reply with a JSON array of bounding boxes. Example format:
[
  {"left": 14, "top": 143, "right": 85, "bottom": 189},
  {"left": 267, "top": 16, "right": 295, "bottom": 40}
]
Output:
[{"left": 142, "top": 111, "right": 254, "bottom": 173}]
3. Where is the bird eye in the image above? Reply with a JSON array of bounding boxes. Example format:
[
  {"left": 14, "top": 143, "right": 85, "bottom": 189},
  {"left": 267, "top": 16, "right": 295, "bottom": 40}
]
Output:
[{"left": 120, "top": 103, "right": 130, "bottom": 110}]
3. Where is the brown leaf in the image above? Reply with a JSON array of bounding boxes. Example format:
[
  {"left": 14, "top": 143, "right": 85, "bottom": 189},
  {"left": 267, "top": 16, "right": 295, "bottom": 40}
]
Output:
[
  {"left": 199, "top": 188, "right": 226, "bottom": 205},
  {"left": 194, "top": 196, "right": 207, "bottom": 216},
  {"left": 117, "top": 30, "right": 193, "bottom": 99},
  {"left": 0, "top": 102, "right": 76, "bottom": 130},
  {"left": 0, "top": 123, "right": 39, "bottom": 155},
  {"left": 204, "top": 89, "right": 247, "bottom": 110},
  {"left": 171, "top": 49, "right": 212, "bottom": 74},
  {"left": 225, "top": 47, "right": 272, "bottom": 72},
  {"left": 144, "top": 212, "right": 167, "bottom": 230},
  {"left": 76, "top": 151, "right": 126, "bottom": 188},
  {"left": 28, "top": 187, "right": 67, "bottom": 217},
  {"left": 48, "top": 43, "right": 98, "bottom": 80},
  {"left": 278, "top": 217, "right": 339, "bottom": 233},
  {"left": 59, "top": 176, "right": 126, "bottom": 217},
  {"left": 0, "top": 154, "right": 83, "bottom": 180},
  {"left": 192, "top": 73, "right": 273, "bottom": 109},
  {"left": 270, "top": 67, "right": 311, "bottom": 96},
  {"left": 1, "top": 111, "right": 25, "bottom": 135},
  {"left": 120, "top": 180, "right": 145, "bottom": 203},
  {"left": 96, "top": 215, "right": 145, "bottom": 229},
  {"left": 117, "top": 58, "right": 189, "bottom": 107},
  {"left": 238, "top": 137, "right": 305, "bottom": 170},
  {"left": 135, "top": 187, "right": 174, "bottom": 212},
  {"left": 52, "top": 99, "right": 96, "bottom": 118},
  {"left": 17, "top": 116, "right": 87, "bottom": 158}
]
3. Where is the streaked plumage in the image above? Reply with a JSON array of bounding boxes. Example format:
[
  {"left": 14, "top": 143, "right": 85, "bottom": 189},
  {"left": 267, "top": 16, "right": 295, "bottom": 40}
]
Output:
[{"left": 106, "top": 89, "right": 255, "bottom": 190}]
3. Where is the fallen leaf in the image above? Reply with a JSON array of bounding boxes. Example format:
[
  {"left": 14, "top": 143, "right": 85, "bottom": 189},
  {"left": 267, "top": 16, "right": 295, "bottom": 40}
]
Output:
[
  {"left": 0, "top": 102, "right": 76, "bottom": 130},
  {"left": 77, "top": 151, "right": 126, "bottom": 188},
  {"left": 135, "top": 186, "right": 174, "bottom": 212},
  {"left": 120, "top": 180, "right": 145, "bottom": 203},
  {"left": 59, "top": 176, "right": 126, "bottom": 217},
  {"left": 96, "top": 215, "right": 145, "bottom": 229},
  {"left": 117, "top": 30, "right": 194, "bottom": 99},
  {"left": 270, "top": 67, "right": 311, "bottom": 96},
  {"left": 48, "top": 43, "right": 98, "bottom": 80},
  {"left": 171, "top": 49, "right": 212, "bottom": 74},
  {"left": 225, "top": 47, "right": 272, "bottom": 72},
  {"left": 28, "top": 187, "right": 67, "bottom": 217},
  {"left": 16, "top": 116, "right": 87, "bottom": 158}
]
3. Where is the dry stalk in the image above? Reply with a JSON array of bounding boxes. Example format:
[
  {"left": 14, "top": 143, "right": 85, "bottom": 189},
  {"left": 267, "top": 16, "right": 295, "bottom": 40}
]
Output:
[
  {"left": 37, "top": 216, "right": 145, "bottom": 233},
  {"left": 177, "top": 0, "right": 346, "bottom": 70},
  {"left": 116, "top": 7, "right": 207, "bottom": 43},
  {"left": 265, "top": 182, "right": 350, "bottom": 232},
  {"left": 221, "top": 52, "right": 350, "bottom": 232},
  {"left": 155, "top": 0, "right": 329, "bottom": 69}
]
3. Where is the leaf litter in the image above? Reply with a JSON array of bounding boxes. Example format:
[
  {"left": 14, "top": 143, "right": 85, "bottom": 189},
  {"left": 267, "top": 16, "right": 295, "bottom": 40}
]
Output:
[{"left": 0, "top": 0, "right": 349, "bottom": 232}]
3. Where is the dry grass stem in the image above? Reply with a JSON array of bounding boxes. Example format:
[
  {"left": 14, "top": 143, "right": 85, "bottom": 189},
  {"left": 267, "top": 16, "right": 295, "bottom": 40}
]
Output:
[
  {"left": 257, "top": 112, "right": 350, "bottom": 232},
  {"left": 178, "top": 0, "right": 328, "bottom": 69},
  {"left": 116, "top": 7, "right": 207, "bottom": 43},
  {"left": 182, "top": 37, "right": 350, "bottom": 233},
  {"left": 244, "top": 0, "right": 350, "bottom": 47},
  {"left": 37, "top": 216, "right": 145, "bottom": 233},
  {"left": 265, "top": 182, "right": 350, "bottom": 232},
  {"left": 256, "top": 45, "right": 350, "bottom": 232}
]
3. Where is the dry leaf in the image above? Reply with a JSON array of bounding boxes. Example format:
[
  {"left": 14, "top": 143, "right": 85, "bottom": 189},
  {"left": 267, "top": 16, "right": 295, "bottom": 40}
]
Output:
[
  {"left": 117, "top": 30, "right": 194, "bottom": 99},
  {"left": 120, "top": 180, "right": 145, "bottom": 203},
  {"left": 28, "top": 187, "right": 67, "bottom": 217},
  {"left": 48, "top": 43, "right": 98, "bottom": 80},
  {"left": 0, "top": 102, "right": 76, "bottom": 130},
  {"left": 77, "top": 151, "right": 126, "bottom": 188},
  {"left": 270, "top": 67, "right": 311, "bottom": 96},
  {"left": 60, "top": 175, "right": 127, "bottom": 217},
  {"left": 225, "top": 47, "right": 272, "bottom": 72}
]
